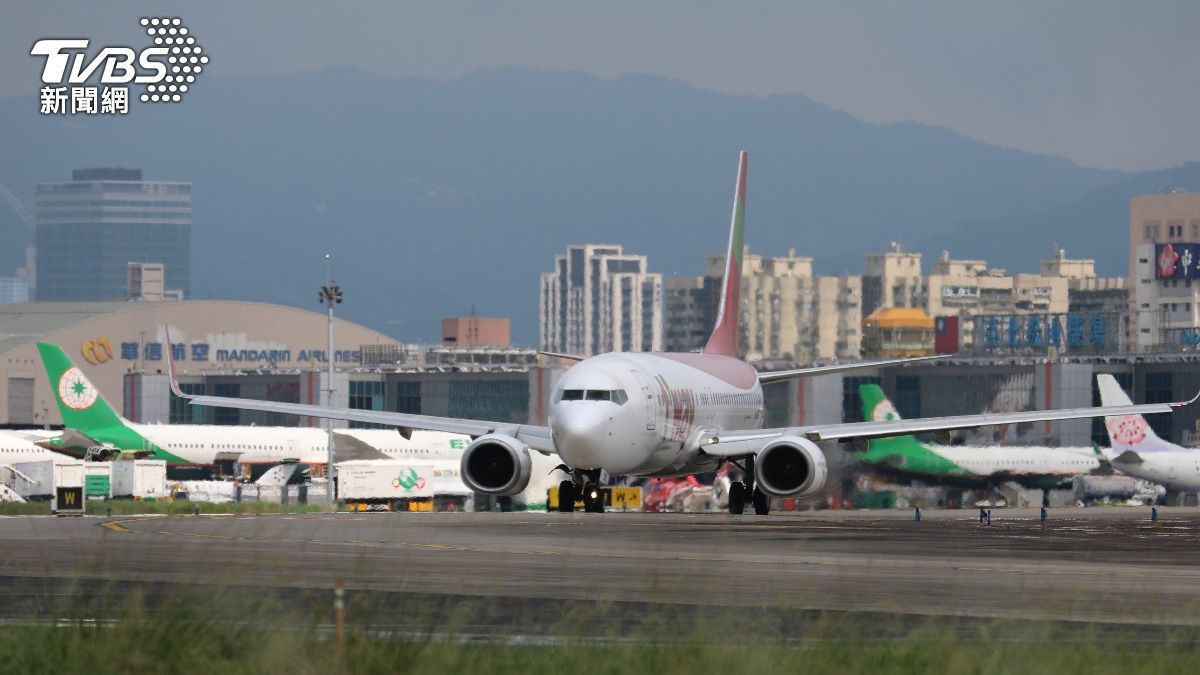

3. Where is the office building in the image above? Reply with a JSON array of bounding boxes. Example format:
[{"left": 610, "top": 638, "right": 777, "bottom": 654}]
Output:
[{"left": 35, "top": 168, "right": 191, "bottom": 301}]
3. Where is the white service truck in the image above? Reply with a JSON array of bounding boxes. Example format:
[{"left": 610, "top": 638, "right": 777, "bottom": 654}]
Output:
[{"left": 337, "top": 460, "right": 468, "bottom": 511}]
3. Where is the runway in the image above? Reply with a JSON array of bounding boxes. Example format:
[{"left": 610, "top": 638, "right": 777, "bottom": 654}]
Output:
[{"left": 2, "top": 507, "right": 1200, "bottom": 641}]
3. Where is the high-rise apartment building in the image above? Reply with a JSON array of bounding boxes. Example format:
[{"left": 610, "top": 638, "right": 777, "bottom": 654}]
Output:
[
  {"left": 925, "top": 249, "right": 1124, "bottom": 352},
  {"left": 1129, "top": 191, "right": 1200, "bottom": 350},
  {"left": 863, "top": 242, "right": 924, "bottom": 316},
  {"left": 539, "top": 244, "right": 662, "bottom": 355},
  {"left": 665, "top": 248, "right": 861, "bottom": 361},
  {"left": 36, "top": 168, "right": 190, "bottom": 301}
]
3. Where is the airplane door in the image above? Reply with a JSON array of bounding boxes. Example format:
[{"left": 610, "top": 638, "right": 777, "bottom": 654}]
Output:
[{"left": 631, "top": 369, "right": 656, "bottom": 431}]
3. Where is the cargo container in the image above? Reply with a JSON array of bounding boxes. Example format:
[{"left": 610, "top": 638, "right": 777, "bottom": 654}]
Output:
[
  {"left": 84, "top": 462, "right": 112, "bottom": 499},
  {"left": 14, "top": 460, "right": 84, "bottom": 514},
  {"left": 111, "top": 460, "right": 167, "bottom": 499}
]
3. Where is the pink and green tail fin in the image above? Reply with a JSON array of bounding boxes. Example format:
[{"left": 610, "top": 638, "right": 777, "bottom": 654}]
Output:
[{"left": 703, "top": 150, "right": 747, "bottom": 357}]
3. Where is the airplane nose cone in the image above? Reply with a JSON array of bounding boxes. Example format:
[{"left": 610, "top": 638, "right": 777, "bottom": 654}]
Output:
[{"left": 551, "top": 404, "right": 609, "bottom": 469}]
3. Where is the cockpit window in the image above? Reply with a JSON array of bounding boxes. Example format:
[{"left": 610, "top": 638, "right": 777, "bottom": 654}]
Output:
[{"left": 559, "top": 389, "right": 628, "bottom": 404}]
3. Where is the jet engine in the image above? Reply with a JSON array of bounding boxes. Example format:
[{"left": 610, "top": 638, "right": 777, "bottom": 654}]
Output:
[
  {"left": 754, "top": 436, "right": 828, "bottom": 498},
  {"left": 460, "top": 434, "right": 533, "bottom": 496}
]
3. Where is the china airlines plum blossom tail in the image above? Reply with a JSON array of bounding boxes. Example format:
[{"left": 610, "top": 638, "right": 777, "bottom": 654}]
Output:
[
  {"left": 1097, "top": 374, "right": 1172, "bottom": 453},
  {"left": 703, "top": 150, "right": 747, "bottom": 358}
]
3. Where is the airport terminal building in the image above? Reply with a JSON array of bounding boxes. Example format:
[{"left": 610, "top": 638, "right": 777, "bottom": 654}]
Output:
[
  {"left": 4, "top": 301, "right": 1200, "bottom": 453},
  {"left": 0, "top": 301, "right": 400, "bottom": 427},
  {"left": 0, "top": 301, "right": 557, "bottom": 432}
]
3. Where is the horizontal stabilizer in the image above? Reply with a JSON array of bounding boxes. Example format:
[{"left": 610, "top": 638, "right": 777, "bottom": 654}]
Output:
[
  {"left": 1113, "top": 450, "right": 1144, "bottom": 465},
  {"left": 331, "top": 431, "right": 392, "bottom": 461},
  {"left": 35, "top": 429, "right": 98, "bottom": 453}
]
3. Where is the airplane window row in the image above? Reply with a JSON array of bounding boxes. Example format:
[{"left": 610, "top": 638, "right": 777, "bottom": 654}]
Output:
[
  {"left": 558, "top": 389, "right": 628, "bottom": 405},
  {"left": 168, "top": 442, "right": 287, "bottom": 451}
]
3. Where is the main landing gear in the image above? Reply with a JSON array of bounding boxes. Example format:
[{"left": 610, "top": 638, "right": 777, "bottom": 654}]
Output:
[
  {"left": 726, "top": 457, "right": 770, "bottom": 515},
  {"left": 557, "top": 468, "right": 604, "bottom": 513}
]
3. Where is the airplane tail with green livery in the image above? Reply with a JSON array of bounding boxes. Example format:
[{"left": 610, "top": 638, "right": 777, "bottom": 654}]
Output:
[
  {"left": 38, "top": 342, "right": 129, "bottom": 435},
  {"left": 855, "top": 383, "right": 973, "bottom": 479},
  {"left": 36, "top": 342, "right": 178, "bottom": 461},
  {"left": 857, "top": 384, "right": 924, "bottom": 454}
]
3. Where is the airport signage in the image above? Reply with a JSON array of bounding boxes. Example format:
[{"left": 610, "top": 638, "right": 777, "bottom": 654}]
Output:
[
  {"left": 85, "top": 338, "right": 362, "bottom": 367},
  {"left": 973, "top": 312, "right": 1122, "bottom": 353},
  {"left": 941, "top": 286, "right": 979, "bottom": 298},
  {"left": 1155, "top": 243, "right": 1200, "bottom": 279},
  {"left": 31, "top": 17, "right": 207, "bottom": 115}
]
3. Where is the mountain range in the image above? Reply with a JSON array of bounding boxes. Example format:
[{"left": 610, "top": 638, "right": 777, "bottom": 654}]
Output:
[{"left": 0, "top": 67, "right": 1197, "bottom": 343}]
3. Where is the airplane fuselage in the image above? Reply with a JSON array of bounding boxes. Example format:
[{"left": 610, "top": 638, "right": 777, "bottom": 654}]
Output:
[
  {"left": 549, "top": 351, "right": 765, "bottom": 477},
  {"left": 120, "top": 423, "right": 331, "bottom": 465},
  {"left": 0, "top": 431, "right": 61, "bottom": 465},
  {"left": 870, "top": 444, "right": 1101, "bottom": 490},
  {"left": 98, "top": 425, "right": 471, "bottom": 467},
  {"left": 1111, "top": 451, "right": 1200, "bottom": 493}
]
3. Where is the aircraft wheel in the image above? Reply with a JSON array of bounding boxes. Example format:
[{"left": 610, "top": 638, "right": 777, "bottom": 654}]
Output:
[
  {"left": 728, "top": 482, "right": 746, "bottom": 515},
  {"left": 557, "top": 480, "right": 576, "bottom": 513},
  {"left": 752, "top": 487, "right": 771, "bottom": 515},
  {"left": 582, "top": 484, "right": 604, "bottom": 513}
]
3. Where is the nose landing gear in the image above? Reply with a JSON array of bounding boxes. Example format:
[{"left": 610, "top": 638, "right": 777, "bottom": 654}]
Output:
[{"left": 557, "top": 468, "right": 605, "bottom": 513}]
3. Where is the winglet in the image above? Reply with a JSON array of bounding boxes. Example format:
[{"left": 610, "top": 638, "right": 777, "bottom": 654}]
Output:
[
  {"left": 164, "top": 327, "right": 186, "bottom": 398},
  {"left": 1171, "top": 389, "right": 1200, "bottom": 408},
  {"left": 703, "top": 150, "right": 747, "bottom": 358}
]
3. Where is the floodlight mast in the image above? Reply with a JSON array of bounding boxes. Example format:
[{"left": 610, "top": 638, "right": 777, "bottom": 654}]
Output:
[{"left": 318, "top": 254, "right": 343, "bottom": 506}]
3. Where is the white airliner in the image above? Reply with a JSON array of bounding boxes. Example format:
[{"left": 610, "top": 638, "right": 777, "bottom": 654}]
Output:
[
  {"left": 171, "top": 151, "right": 1199, "bottom": 514},
  {"left": 1098, "top": 373, "right": 1200, "bottom": 503},
  {"left": 36, "top": 342, "right": 473, "bottom": 474}
]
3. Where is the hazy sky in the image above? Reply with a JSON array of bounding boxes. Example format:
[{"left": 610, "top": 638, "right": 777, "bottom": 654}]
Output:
[{"left": 6, "top": 1, "right": 1199, "bottom": 171}]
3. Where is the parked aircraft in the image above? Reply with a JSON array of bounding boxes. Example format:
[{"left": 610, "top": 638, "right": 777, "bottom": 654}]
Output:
[
  {"left": 36, "top": 342, "right": 391, "bottom": 475},
  {"left": 853, "top": 383, "right": 1103, "bottom": 505},
  {"left": 1098, "top": 373, "right": 1200, "bottom": 504},
  {"left": 171, "top": 151, "right": 1198, "bottom": 514}
]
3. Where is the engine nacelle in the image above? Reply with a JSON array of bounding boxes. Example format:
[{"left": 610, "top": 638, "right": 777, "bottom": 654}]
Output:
[
  {"left": 754, "top": 436, "right": 828, "bottom": 498},
  {"left": 460, "top": 434, "right": 533, "bottom": 496}
]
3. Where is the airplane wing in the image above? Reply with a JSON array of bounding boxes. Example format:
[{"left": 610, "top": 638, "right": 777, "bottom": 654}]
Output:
[
  {"left": 163, "top": 327, "right": 557, "bottom": 453},
  {"left": 700, "top": 393, "right": 1200, "bottom": 456},
  {"left": 757, "top": 355, "right": 945, "bottom": 384},
  {"left": 178, "top": 393, "right": 556, "bottom": 453},
  {"left": 539, "top": 351, "right": 586, "bottom": 362}
]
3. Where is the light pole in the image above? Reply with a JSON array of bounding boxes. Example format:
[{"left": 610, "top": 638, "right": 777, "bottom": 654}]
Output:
[{"left": 319, "top": 254, "right": 343, "bottom": 506}]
